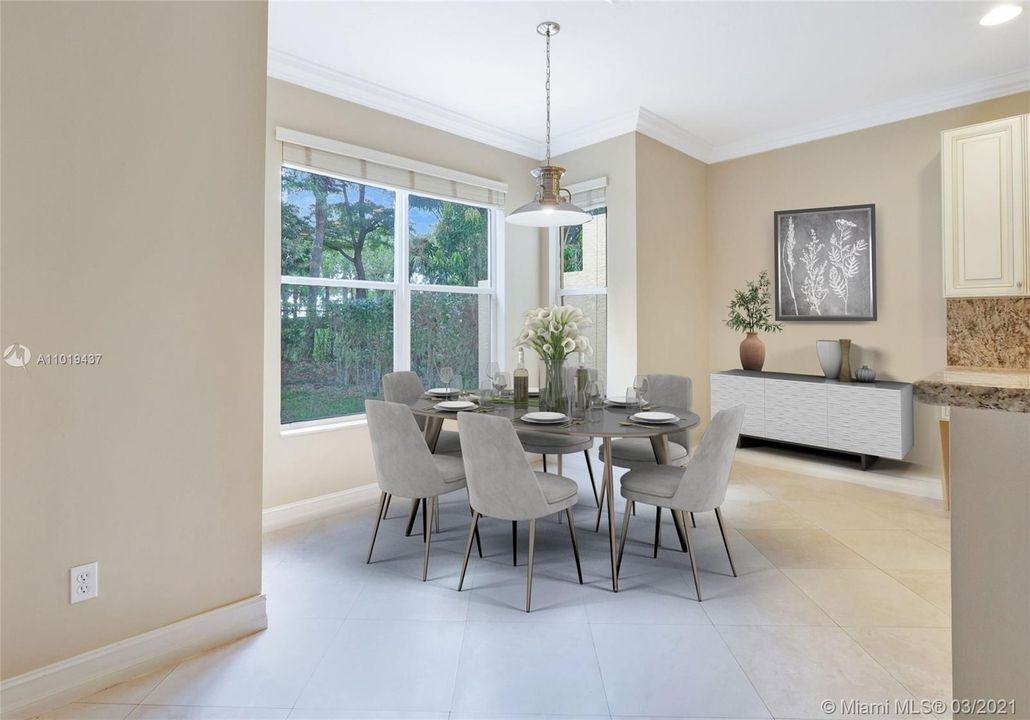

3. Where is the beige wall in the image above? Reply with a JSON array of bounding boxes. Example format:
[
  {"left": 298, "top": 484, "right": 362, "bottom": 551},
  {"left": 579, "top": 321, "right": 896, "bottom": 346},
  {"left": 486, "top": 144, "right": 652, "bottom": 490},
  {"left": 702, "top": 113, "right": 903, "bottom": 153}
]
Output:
[
  {"left": 264, "top": 79, "right": 541, "bottom": 509},
  {"left": 636, "top": 134, "right": 710, "bottom": 426},
  {"left": 706, "top": 92, "right": 1030, "bottom": 471},
  {"left": 0, "top": 1, "right": 267, "bottom": 679},
  {"left": 552, "top": 134, "right": 637, "bottom": 396}
]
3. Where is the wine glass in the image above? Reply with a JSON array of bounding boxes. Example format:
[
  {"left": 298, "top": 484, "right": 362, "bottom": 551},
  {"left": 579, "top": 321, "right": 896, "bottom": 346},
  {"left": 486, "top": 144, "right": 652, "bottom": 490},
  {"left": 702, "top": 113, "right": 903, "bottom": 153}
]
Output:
[
  {"left": 589, "top": 381, "right": 605, "bottom": 417},
  {"left": 625, "top": 387, "right": 639, "bottom": 407},
  {"left": 492, "top": 371, "right": 508, "bottom": 395},
  {"left": 439, "top": 366, "right": 454, "bottom": 393},
  {"left": 633, "top": 375, "right": 649, "bottom": 406},
  {"left": 488, "top": 361, "right": 501, "bottom": 383}
]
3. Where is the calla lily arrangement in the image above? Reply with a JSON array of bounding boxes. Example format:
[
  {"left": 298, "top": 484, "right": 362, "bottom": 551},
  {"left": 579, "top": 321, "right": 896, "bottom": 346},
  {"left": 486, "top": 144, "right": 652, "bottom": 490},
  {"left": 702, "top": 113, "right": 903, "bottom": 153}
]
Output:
[{"left": 516, "top": 304, "right": 593, "bottom": 361}]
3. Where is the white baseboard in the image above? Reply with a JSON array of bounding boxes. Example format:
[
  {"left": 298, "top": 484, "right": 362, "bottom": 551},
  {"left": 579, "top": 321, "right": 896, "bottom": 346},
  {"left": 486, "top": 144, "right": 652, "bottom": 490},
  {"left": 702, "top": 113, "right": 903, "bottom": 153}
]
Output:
[
  {"left": 0, "top": 595, "right": 267, "bottom": 720},
  {"left": 262, "top": 483, "right": 379, "bottom": 533},
  {"left": 735, "top": 447, "right": 945, "bottom": 500}
]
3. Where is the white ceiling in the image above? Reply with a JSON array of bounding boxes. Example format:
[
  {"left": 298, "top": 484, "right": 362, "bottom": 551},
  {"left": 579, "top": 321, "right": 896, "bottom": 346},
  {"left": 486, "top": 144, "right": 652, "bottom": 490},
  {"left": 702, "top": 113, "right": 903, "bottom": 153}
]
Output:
[{"left": 268, "top": 1, "right": 1030, "bottom": 162}]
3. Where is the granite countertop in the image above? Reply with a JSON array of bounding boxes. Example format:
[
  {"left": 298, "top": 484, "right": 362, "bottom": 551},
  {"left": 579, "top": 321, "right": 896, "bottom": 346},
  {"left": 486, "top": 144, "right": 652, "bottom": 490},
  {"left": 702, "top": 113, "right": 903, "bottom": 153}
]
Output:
[{"left": 914, "top": 366, "right": 1030, "bottom": 413}]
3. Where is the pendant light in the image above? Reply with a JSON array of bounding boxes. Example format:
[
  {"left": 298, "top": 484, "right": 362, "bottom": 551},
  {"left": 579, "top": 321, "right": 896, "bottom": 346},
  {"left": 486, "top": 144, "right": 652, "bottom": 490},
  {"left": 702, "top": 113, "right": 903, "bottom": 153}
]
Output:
[{"left": 507, "top": 21, "right": 593, "bottom": 228}]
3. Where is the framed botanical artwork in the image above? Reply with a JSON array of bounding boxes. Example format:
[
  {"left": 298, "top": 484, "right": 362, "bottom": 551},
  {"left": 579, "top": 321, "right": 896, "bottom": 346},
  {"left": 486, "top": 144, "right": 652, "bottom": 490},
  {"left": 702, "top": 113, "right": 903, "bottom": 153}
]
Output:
[{"left": 774, "top": 204, "right": 876, "bottom": 321}]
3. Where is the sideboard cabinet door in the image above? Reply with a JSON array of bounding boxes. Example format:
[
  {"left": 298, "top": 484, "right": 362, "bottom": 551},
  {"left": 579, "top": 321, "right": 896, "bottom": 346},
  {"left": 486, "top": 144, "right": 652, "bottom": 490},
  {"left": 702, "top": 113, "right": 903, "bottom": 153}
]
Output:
[
  {"left": 763, "top": 379, "right": 828, "bottom": 448},
  {"left": 710, "top": 374, "right": 765, "bottom": 437},
  {"left": 827, "top": 384, "right": 908, "bottom": 459}
]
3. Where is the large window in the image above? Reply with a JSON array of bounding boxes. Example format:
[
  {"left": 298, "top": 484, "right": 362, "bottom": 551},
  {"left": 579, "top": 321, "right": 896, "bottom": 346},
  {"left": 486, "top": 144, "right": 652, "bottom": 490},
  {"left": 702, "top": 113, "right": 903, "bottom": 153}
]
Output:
[
  {"left": 281, "top": 166, "right": 499, "bottom": 425},
  {"left": 555, "top": 199, "right": 607, "bottom": 389}
]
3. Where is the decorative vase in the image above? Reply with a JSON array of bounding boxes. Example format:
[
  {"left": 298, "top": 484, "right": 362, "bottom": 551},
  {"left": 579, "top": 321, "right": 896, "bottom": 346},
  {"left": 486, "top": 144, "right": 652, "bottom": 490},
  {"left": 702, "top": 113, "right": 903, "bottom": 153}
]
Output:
[
  {"left": 739, "top": 332, "right": 766, "bottom": 371},
  {"left": 816, "top": 340, "right": 842, "bottom": 379},
  {"left": 856, "top": 365, "right": 876, "bottom": 383},
  {"left": 539, "top": 357, "right": 566, "bottom": 413},
  {"left": 838, "top": 338, "right": 852, "bottom": 382}
]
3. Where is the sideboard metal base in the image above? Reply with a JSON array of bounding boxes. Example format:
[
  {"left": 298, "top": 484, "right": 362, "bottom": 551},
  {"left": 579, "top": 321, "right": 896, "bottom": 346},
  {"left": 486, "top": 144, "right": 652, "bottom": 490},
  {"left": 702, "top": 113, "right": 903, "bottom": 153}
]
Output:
[{"left": 738, "top": 434, "right": 880, "bottom": 471}]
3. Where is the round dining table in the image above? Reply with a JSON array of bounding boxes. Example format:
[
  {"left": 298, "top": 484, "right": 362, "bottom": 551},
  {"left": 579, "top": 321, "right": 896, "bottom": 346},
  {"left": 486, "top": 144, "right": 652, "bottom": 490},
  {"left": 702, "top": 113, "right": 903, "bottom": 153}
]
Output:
[{"left": 403, "top": 395, "right": 700, "bottom": 592}]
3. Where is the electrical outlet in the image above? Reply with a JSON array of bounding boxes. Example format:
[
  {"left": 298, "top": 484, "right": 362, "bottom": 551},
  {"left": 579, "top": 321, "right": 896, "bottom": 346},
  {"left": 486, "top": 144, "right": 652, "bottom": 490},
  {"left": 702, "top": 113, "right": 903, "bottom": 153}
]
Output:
[{"left": 70, "top": 562, "right": 98, "bottom": 603}]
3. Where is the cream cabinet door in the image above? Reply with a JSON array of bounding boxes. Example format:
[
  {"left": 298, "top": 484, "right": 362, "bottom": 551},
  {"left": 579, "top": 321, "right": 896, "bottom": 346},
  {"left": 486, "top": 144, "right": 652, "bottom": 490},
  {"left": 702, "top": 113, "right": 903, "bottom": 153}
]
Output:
[{"left": 942, "top": 115, "right": 1027, "bottom": 297}]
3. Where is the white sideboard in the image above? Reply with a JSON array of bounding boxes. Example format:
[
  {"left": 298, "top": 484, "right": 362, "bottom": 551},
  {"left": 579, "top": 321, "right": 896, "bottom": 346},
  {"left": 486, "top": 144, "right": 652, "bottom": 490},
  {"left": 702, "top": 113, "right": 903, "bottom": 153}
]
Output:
[{"left": 711, "top": 370, "right": 913, "bottom": 469}]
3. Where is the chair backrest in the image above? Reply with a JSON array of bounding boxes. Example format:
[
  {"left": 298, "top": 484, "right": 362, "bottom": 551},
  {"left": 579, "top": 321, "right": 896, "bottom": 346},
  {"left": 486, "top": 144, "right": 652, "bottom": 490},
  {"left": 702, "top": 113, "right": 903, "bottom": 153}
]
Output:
[
  {"left": 365, "top": 400, "right": 446, "bottom": 498},
  {"left": 382, "top": 371, "right": 426, "bottom": 430},
  {"left": 457, "top": 412, "right": 551, "bottom": 521},
  {"left": 647, "top": 373, "right": 693, "bottom": 452},
  {"left": 670, "top": 405, "right": 745, "bottom": 512}
]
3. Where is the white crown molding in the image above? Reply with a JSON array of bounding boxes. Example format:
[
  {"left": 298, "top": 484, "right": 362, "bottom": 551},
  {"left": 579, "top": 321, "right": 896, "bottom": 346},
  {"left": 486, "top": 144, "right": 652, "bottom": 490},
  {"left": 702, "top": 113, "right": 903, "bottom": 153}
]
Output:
[
  {"left": 269, "top": 47, "right": 1030, "bottom": 166},
  {"left": 548, "top": 110, "right": 640, "bottom": 158},
  {"left": 268, "top": 47, "right": 544, "bottom": 159},
  {"left": 707, "top": 66, "right": 1030, "bottom": 163},
  {"left": 0, "top": 596, "right": 267, "bottom": 720},
  {"left": 635, "top": 108, "right": 716, "bottom": 163}
]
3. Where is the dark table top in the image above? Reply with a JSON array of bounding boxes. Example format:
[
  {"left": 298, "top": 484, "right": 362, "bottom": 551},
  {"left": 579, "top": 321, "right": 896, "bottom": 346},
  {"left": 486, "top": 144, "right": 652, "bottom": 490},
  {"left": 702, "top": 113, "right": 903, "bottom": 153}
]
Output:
[{"left": 405, "top": 396, "right": 700, "bottom": 439}]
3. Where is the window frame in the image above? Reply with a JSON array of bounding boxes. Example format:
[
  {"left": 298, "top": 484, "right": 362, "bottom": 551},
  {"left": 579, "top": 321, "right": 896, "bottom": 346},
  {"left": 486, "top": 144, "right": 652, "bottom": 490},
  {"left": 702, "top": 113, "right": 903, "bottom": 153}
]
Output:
[{"left": 280, "top": 162, "right": 504, "bottom": 430}]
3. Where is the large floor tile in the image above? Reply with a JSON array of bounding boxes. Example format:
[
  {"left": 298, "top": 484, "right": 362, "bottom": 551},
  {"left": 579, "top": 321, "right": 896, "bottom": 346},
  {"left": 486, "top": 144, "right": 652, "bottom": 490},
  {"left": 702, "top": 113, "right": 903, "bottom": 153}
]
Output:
[
  {"left": 290, "top": 711, "right": 448, "bottom": 719},
  {"left": 294, "top": 619, "right": 464, "bottom": 712},
  {"left": 716, "top": 501, "right": 817, "bottom": 530},
  {"left": 698, "top": 569, "right": 835, "bottom": 627},
  {"left": 127, "top": 707, "right": 289, "bottom": 719},
  {"left": 886, "top": 569, "right": 951, "bottom": 612},
  {"left": 584, "top": 565, "right": 711, "bottom": 625},
  {"left": 783, "top": 500, "right": 901, "bottom": 530},
  {"left": 143, "top": 619, "right": 341, "bottom": 709},
  {"left": 591, "top": 623, "right": 770, "bottom": 718},
  {"left": 738, "top": 529, "right": 873, "bottom": 569},
  {"left": 451, "top": 622, "right": 608, "bottom": 716},
  {"left": 34, "top": 705, "right": 135, "bottom": 720},
  {"left": 827, "top": 530, "right": 950, "bottom": 570},
  {"left": 347, "top": 567, "right": 470, "bottom": 621},
  {"left": 844, "top": 627, "right": 952, "bottom": 700},
  {"left": 785, "top": 569, "right": 950, "bottom": 627},
  {"left": 719, "top": 626, "right": 913, "bottom": 719}
]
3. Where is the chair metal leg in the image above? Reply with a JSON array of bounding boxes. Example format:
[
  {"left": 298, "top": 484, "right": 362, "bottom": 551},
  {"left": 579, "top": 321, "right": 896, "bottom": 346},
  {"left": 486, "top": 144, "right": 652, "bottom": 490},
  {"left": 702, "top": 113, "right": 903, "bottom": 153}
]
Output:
[
  {"left": 632, "top": 501, "right": 637, "bottom": 516},
  {"left": 714, "top": 507, "right": 737, "bottom": 577},
  {"left": 671, "top": 507, "right": 689, "bottom": 552},
  {"left": 458, "top": 511, "right": 480, "bottom": 591},
  {"left": 404, "top": 499, "right": 420, "bottom": 537},
  {"left": 367, "top": 491, "right": 387, "bottom": 564},
  {"left": 690, "top": 511, "right": 696, "bottom": 528},
  {"left": 434, "top": 496, "right": 440, "bottom": 533},
  {"left": 542, "top": 454, "right": 547, "bottom": 473},
  {"left": 556, "top": 454, "right": 564, "bottom": 525},
  {"left": 526, "top": 518, "right": 537, "bottom": 612},
  {"left": 683, "top": 515, "right": 702, "bottom": 601},
  {"left": 594, "top": 473, "right": 608, "bottom": 532},
  {"left": 584, "top": 450, "right": 599, "bottom": 507},
  {"left": 512, "top": 520, "right": 517, "bottom": 566},
  {"left": 421, "top": 498, "right": 428, "bottom": 542},
  {"left": 382, "top": 494, "right": 392, "bottom": 519},
  {"left": 617, "top": 497, "right": 633, "bottom": 576},
  {"left": 567, "top": 507, "right": 583, "bottom": 584},
  {"left": 653, "top": 507, "right": 662, "bottom": 558},
  {"left": 467, "top": 490, "right": 483, "bottom": 558},
  {"left": 422, "top": 496, "right": 435, "bottom": 581}
]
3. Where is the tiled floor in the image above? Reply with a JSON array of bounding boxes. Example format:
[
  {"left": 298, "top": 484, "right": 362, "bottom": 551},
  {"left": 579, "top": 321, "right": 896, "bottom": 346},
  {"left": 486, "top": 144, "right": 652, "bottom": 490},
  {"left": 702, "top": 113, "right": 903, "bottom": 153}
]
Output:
[{"left": 40, "top": 451, "right": 953, "bottom": 720}]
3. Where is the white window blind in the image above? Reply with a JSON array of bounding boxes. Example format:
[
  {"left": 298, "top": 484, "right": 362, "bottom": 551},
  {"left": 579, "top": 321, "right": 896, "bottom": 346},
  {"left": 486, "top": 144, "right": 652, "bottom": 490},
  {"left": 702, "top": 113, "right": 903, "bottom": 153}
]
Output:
[{"left": 276, "top": 127, "right": 507, "bottom": 208}]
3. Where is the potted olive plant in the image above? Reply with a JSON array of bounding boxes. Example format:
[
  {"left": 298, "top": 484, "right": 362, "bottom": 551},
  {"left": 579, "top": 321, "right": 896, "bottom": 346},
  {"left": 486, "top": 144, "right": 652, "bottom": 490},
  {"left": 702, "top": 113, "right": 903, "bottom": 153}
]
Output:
[{"left": 725, "top": 270, "right": 782, "bottom": 371}]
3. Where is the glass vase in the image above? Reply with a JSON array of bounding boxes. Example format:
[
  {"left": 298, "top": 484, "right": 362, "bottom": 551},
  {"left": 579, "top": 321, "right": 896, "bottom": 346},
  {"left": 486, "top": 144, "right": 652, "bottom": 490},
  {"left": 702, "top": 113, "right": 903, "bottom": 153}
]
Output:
[{"left": 540, "top": 357, "right": 566, "bottom": 413}]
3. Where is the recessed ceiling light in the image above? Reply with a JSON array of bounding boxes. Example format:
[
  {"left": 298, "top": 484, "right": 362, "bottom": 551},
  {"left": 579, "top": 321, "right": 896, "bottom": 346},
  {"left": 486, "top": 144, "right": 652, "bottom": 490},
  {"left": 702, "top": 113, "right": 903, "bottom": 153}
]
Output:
[{"left": 980, "top": 4, "right": 1023, "bottom": 26}]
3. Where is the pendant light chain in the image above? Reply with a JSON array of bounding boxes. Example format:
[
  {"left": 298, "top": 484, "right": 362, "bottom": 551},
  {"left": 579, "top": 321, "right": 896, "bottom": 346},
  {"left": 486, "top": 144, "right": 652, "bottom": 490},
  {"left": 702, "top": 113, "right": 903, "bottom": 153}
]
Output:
[{"left": 544, "top": 26, "right": 552, "bottom": 166}]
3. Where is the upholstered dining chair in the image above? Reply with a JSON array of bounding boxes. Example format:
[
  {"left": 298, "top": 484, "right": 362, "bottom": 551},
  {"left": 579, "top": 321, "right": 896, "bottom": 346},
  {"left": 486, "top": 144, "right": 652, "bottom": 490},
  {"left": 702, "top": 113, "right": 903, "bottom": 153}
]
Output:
[
  {"left": 596, "top": 373, "right": 693, "bottom": 531},
  {"left": 616, "top": 405, "right": 745, "bottom": 601},
  {"left": 515, "top": 365, "right": 600, "bottom": 508},
  {"left": 382, "top": 370, "right": 461, "bottom": 532},
  {"left": 364, "top": 400, "right": 481, "bottom": 581},
  {"left": 456, "top": 412, "right": 584, "bottom": 612}
]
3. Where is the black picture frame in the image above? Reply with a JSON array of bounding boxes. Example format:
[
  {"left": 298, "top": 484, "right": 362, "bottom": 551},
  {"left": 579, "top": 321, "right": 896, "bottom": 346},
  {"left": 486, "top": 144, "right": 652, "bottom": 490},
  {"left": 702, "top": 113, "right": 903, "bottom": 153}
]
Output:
[{"left": 773, "top": 204, "right": 876, "bottom": 321}]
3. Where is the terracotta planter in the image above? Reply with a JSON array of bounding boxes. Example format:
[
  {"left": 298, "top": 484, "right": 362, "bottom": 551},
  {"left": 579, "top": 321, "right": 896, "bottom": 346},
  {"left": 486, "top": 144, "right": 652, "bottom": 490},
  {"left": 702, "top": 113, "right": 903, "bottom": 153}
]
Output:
[{"left": 739, "top": 332, "right": 766, "bottom": 371}]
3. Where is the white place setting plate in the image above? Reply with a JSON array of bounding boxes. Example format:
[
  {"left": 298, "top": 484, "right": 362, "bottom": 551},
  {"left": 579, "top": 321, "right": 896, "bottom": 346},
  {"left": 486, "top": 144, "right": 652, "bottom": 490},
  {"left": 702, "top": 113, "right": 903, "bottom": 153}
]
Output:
[
  {"left": 630, "top": 411, "right": 679, "bottom": 424},
  {"left": 520, "top": 411, "right": 568, "bottom": 424},
  {"left": 427, "top": 387, "right": 460, "bottom": 398},
  {"left": 434, "top": 400, "right": 477, "bottom": 412},
  {"left": 605, "top": 396, "right": 640, "bottom": 407}
]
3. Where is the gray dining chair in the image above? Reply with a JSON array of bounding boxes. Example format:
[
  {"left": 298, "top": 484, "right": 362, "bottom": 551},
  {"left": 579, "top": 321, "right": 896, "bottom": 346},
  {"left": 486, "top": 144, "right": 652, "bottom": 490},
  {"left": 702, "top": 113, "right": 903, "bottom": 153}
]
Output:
[
  {"left": 596, "top": 373, "right": 693, "bottom": 531},
  {"left": 364, "top": 400, "right": 481, "bottom": 581},
  {"left": 456, "top": 412, "right": 584, "bottom": 612},
  {"left": 515, "top": 365, "right": 600, "bottom": 507},
  {"left": 616, "top": 405, "right": 745, "bottom": 601}
]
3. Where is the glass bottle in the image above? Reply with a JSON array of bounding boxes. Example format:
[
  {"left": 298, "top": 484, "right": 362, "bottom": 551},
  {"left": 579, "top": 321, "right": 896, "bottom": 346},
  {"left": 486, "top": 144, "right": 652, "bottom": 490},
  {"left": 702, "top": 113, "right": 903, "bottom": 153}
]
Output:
[
  {"left": 574, "top": 352, "right": 590, "bottom": 420},
  {"left": 513, "top": 348, "right": 530, "bottom": 409}
]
